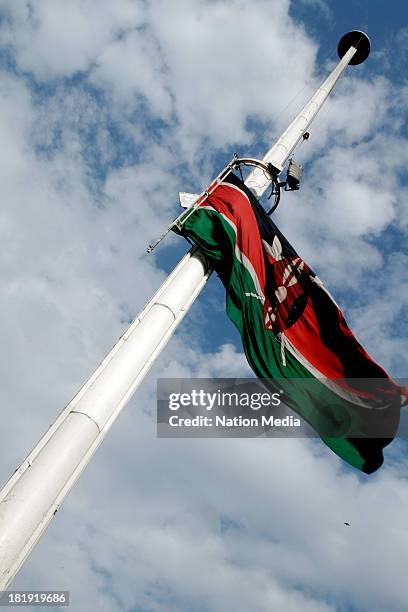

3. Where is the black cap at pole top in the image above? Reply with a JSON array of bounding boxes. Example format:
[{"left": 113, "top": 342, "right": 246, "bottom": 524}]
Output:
[{"left": 337, "top": 30, "right": 370, "bottom": 65}]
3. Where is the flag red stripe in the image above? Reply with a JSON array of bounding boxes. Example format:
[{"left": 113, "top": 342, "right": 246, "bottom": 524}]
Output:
[{"left": 201, "top": 183, "right": 266, "bottom": 288}]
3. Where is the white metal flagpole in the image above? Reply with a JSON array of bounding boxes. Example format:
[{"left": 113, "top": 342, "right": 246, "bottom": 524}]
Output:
[{"left": 0, "top": 31, "right": 370, "bottom": 588}]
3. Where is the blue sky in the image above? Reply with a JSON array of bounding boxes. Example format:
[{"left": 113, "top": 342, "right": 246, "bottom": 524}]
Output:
[{"left": 0, "top": 1, "right": 407, "bottom": 611}]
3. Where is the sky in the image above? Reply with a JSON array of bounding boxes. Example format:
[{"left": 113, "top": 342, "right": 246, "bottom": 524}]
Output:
[{"left": 0, "top": 0, "right": 407, "bottom": 610}]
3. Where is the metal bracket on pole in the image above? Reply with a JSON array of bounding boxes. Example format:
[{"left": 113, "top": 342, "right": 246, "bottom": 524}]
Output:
[{"left": 146, "top": 154, "right": 280, "bottom": 253}]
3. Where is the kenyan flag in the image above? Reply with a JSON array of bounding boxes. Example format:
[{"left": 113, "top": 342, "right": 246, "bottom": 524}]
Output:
[{"left": 174, "top": 172, "right": 406, "bottom": 473}]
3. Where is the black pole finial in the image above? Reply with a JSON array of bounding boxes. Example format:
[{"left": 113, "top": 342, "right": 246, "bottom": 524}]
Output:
[{"left": 338, "top": 30, "right": 370, "bottom": 65}]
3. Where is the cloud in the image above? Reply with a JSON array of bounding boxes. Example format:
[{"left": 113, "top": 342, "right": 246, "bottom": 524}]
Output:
[
  {"left": 0, "top": 0, "right": 144, "bottom": 78},
  {"left": 91, "top": 24, "right": 174, "bottom": 119},
  {"left": 0, "top": 1, "right": 407, "bottom": 611},
  {"left": 88, "top": 0, "right": 319, "bottom": 157}
]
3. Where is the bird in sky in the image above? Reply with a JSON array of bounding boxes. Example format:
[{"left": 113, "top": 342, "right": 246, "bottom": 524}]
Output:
[{"left": 344, "top": 522, "right": 350, "bottom": 526}]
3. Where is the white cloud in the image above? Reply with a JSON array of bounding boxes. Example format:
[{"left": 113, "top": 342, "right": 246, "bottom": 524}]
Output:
[
  {"left": 0, "top": 1, "right": 407, "bottom": 611},
  {"left": 0, "top": 0, "right": 144, "bottom": 78},
  {"left": 91, "top": 25, "right": 174, "bottom": 118},
  {"left": 90, "top": 0, "right": 318, "bottom": 152}
]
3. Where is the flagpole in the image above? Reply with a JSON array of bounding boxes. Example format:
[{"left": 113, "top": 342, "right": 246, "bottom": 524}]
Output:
[{"left": 0, "top": 31, "right": 370, "bottom": 588}]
